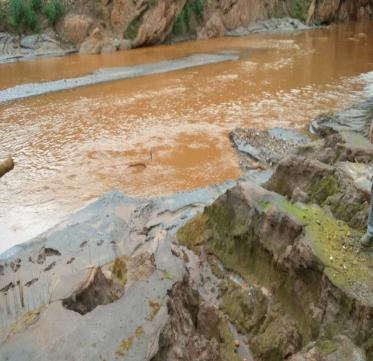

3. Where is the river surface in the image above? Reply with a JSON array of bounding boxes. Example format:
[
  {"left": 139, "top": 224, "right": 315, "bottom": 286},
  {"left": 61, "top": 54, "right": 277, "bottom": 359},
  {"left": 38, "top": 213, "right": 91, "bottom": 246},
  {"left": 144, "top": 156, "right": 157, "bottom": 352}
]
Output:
[{"left": 0, "top": 21, "right": 373, "bottom": 254}]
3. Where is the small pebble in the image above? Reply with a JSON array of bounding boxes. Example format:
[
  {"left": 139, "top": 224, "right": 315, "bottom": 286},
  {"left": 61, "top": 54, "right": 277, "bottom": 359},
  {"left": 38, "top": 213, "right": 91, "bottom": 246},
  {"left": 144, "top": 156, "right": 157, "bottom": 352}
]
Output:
[{"left": 234, "top": 339, "right": 240, "bottom": 348}]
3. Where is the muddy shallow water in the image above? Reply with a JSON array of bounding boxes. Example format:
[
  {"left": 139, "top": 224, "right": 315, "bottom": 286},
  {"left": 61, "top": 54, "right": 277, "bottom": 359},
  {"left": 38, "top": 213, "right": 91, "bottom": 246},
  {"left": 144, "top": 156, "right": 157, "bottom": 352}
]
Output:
[{"left": 0, "top": 21, "right": 373, "bottom": 254}]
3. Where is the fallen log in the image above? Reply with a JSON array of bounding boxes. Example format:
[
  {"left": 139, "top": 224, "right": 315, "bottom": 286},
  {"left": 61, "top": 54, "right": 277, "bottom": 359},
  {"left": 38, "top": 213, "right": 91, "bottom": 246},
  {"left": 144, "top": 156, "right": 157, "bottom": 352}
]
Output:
[{"left": 0, "top": 156, "right": 14, "bottom": 177}]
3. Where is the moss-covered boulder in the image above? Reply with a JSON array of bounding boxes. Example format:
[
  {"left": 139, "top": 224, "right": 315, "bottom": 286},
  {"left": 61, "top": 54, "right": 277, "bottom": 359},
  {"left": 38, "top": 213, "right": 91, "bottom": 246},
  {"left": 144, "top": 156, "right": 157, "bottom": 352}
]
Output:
[
  {"left": 296, "top": 131, "right": 373, "bottom": 165},
  {"left": 177, "top": 181, "right": 373, "bottom": 360},
  {"left": 289, "top": 335, "right": 367, "bottom": 361},
  {"left": 266, "top": 155, "right": 372, "bottom": 230}
]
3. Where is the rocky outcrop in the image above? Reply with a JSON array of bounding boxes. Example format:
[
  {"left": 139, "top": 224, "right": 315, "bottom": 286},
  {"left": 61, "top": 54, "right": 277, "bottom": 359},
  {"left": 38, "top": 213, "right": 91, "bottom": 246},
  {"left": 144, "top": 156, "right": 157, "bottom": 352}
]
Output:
[
  {"left": 230, "top": 127, "right": 310, "bottom": 170},
  {"left": 0, "top": 31, "right": 75, "bottom": 62},
  {"left": 178, "top": 179, "right": 372, "bottom": 360},
  {"left": 311, "top": 97, "right": 373, "bottom": 138},
  {"left": 307, "top": 0, "right": 373, "bottom": 24},
  {"left": 267, "top": 155, "right": 372, "bottom": 230},
  {"left": 226, "top": 17, "right": 309, "bottom": 37},
  {"left": 177, "top": 100, "right": 373, "bottom": 360},
  {"left": 61, "top": 13, "right": 93, "bottom": 45},
  {"left": 0, "top": 180, "right": 244, "bottom": 360},
  {"left": 289, "top": 335, "right": 367, "bottom": 361},
  {"left": 57, "top": 0, "right": 371, "bottom": 53}
]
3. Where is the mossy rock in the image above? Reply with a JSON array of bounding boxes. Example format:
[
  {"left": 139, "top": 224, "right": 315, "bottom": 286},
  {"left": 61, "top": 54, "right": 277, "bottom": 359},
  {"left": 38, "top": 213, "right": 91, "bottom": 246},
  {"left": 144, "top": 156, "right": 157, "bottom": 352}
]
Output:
[
  {"left": 177, "top": 181, "right": 373, "bottom": 357},
  {"left": 219, "top": 280, "right": 268, "bottom": 336}
]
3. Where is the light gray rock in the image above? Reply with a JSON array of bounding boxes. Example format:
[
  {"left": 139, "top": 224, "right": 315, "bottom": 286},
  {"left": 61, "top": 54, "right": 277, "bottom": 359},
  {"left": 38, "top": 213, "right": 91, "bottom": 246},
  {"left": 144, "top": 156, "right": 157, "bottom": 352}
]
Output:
[
  {"left": 226, "top": 17, "right": 309, "bottom": 37},
  {"left": 0, "top": 31, "right": 76, "bottom": 63},
  {"left": 0, "top": 179, "right": 237, "bottom": 360},
  {"left": 310, "top": 97, "right": 373, "bottom": 138},
  {"left": 20, "top": 35, "right": 40, "bottom": 49}
]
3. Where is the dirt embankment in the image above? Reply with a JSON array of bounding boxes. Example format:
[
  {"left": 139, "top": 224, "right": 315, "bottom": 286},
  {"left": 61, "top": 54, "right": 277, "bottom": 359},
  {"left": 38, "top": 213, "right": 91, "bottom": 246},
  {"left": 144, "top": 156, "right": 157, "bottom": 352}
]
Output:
[{"left": 0, "top": 0, "right": 372, "bottom": 57}]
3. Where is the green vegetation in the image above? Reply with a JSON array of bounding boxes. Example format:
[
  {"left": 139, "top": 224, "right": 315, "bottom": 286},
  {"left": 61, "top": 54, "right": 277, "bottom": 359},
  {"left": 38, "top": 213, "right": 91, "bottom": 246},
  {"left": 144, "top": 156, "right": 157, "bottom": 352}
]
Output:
[
  {"left": 124, "top": 16, "right": 142, "bottom": 40},
  {"left": 172, "top": 14, "right": 184, "bottom": 36},
  {"left": 31, "top": 0, "right": 42, "bottom": 11},
  {"left": 193, "top": 0, "right": 204, "bottom": 22},
  {"left": 172, "top": 0, "right": 204, "bottom": 35},
  {"left": 288, "top": 0, "right": 308, "bottom": 22},
  {"left": 4, "top": 0, "right": 64, "bottom": 32},
  {"left": 9, "top": 0, "right": 38, "bottom": 31},
  {"left": 44, "top": 0, "right": 64, "bottom": 25}
]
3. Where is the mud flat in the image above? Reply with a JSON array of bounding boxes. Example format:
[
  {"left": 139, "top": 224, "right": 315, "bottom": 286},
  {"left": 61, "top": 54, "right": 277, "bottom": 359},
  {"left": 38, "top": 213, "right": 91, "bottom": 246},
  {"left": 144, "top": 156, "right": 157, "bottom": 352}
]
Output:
[{"left": 0, "top": 53, "right": 237, "bottom": 103}]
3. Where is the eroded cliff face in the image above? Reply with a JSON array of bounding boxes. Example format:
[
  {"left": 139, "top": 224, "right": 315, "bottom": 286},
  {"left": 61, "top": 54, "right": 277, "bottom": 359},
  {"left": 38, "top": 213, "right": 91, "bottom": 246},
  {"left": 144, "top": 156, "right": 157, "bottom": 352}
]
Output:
[
  {"left": 55, "top": 0, "right": 373, "bottom": 54},
  {"left": 177, "top": 99, "right": 373, "bottom": 361}
]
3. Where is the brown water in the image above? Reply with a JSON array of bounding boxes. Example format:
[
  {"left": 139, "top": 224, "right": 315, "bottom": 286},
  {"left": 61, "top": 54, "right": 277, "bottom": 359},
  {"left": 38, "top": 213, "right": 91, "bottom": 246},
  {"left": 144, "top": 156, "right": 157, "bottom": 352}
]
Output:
[{"left": 0, "top": 21, "right": 373, "bottom": 254}]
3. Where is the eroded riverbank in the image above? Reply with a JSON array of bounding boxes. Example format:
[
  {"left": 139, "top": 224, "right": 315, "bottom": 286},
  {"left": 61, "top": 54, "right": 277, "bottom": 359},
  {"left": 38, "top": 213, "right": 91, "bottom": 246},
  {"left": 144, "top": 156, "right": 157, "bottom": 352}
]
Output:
[{"left": 0, "top": 20, "right": 373, "bottom": 254}]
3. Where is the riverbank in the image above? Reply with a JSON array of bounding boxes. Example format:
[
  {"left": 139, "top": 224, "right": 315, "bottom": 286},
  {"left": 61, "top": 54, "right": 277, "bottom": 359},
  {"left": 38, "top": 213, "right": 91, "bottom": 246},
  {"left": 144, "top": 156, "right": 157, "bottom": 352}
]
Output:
[
  {"left": 0, "top": 0, "right": 372, "bottom": 61},
  {"left": 0, "top": 97, "right": 372, "bottom": 360},
  {"left": 0, "top": 17, "right": 309, "bottom": 64}
]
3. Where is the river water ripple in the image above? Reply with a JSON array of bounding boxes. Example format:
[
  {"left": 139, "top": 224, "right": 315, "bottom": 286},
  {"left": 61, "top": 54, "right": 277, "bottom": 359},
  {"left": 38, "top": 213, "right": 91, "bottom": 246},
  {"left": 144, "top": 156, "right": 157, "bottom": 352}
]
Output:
[{"left": 0, "top": 20, "right": 372, "bottom": 254}]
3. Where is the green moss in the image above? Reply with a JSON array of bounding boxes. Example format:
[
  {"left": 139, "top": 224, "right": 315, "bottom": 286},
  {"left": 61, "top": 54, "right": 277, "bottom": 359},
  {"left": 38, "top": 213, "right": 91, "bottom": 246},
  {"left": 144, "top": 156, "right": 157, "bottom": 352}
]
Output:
[
  {"left": 218, "top": 318, "right": 241, "bottom": 361},
  {"left": 327, "top": 195, "right": 369, "bottom": 230},
  {"left": 172, "top": 14, "right": 184, "bottom": 35},
  {"left": 88, "top": 0, "right": 106, "bottom": 19},
  {"left": 177, "top": 213, "right": 208, "bottom": 252},
  {"left": 112, "top": 258, "right": 127, "bottom": 285},
  {"left": 207, "top": 255, "right": 225, "bottom": 279},
  {"left": 315, "top": 339, "right": 338, "bottom": 355},
  {"left": 162, "top": 270, "right": 174, "bottom": 281},
  {"left": 310, "top": 175, "right": 340, "bottom": 204},
  {"left": 278, "top": 200, "right": 372, "bottom": 304},
  {"left": 219, "top": 281, "right": 267, "bottom": 336},
  {"left": 179, "top": 188, "right": 373, "bottom": 358}
]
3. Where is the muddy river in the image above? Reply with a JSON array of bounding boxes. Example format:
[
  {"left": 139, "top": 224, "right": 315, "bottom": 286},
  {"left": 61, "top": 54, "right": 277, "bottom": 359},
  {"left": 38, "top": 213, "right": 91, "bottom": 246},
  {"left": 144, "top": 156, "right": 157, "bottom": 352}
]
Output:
[{"left": 0, "top": 21, "right": 372, "bottom": 254}]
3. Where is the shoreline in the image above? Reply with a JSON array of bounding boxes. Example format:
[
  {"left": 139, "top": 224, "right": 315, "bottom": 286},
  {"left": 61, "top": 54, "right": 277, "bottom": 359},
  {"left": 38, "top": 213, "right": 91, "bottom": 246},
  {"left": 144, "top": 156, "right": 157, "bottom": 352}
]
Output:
[{"left": 0, "top": 98, "right": 372, "bottom": 360}]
